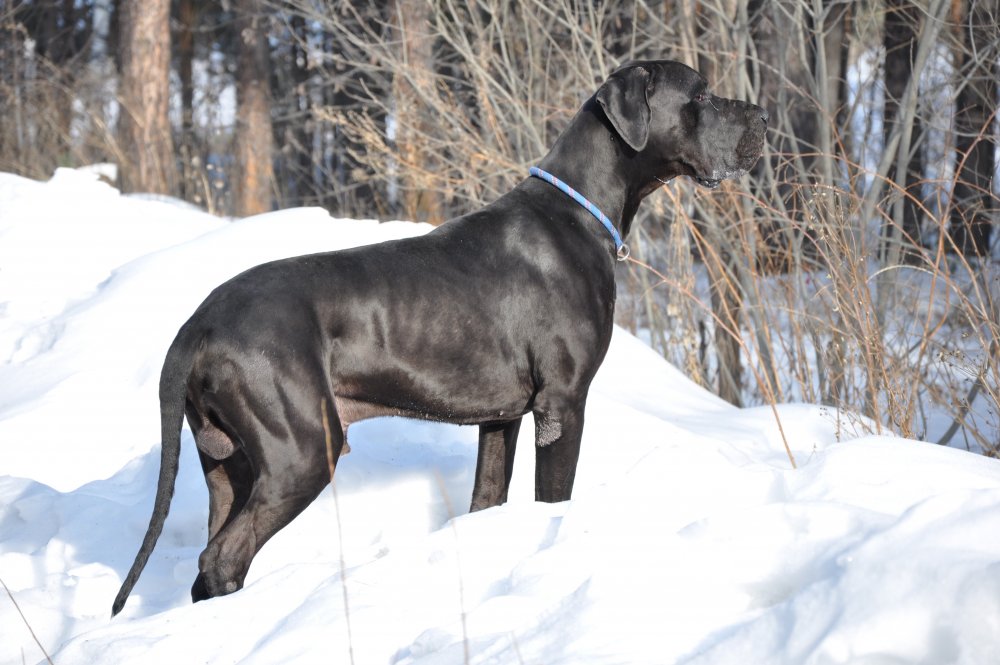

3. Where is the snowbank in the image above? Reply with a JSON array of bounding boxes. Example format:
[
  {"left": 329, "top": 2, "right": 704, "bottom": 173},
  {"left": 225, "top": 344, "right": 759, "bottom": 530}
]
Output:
[{"left": 2, "top": 169, "right": 999, "bottom": 664}]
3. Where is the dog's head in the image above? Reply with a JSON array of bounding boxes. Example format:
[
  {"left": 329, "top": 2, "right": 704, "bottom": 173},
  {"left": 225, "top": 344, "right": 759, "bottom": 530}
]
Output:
[{"left": 595, "top": 60, "right": 767, "bottom": 190}]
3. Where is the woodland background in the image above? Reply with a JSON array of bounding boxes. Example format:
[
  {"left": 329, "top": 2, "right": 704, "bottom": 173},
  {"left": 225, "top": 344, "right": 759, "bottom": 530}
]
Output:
[{"left": 1, "top": 0, "right": 999, "bottom": 452}]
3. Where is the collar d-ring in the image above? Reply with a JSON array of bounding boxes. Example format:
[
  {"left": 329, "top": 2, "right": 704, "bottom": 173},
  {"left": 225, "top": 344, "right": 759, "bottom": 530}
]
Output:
[{"left": 616, "top": 244, "right": 630, "bottom": 262}]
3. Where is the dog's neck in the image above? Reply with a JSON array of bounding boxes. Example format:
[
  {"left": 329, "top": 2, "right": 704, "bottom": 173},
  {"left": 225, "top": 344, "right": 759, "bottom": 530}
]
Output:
[
  {"left": 535, "top": 98, "right": 648, "bottom": 242},
  {"left": 529, "top": 167, "right": 627, "bottom": 259}
]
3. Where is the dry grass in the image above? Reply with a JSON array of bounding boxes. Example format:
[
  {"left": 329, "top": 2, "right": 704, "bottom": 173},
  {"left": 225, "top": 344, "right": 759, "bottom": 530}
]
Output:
[{"left": 281, "top": 0, "right": 1000, "bottom": 451}]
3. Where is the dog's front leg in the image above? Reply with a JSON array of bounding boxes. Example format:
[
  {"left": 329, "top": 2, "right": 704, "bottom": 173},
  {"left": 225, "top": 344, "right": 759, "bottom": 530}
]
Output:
[
  {"left": 470, "top": 418, "right": 522, "bottom": 511},
  {"left": 533, "top": 405, "right": 585, "bottom": 503}
]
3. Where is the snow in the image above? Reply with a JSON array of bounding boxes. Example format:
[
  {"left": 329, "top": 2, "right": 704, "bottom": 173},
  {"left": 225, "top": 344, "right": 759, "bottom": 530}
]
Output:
[{"left": 2, "top": 168, "right": 1000, "bottom": 664}]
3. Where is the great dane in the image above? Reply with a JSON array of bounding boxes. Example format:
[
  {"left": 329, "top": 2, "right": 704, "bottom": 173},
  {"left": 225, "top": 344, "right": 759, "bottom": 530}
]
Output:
[{"left": 112, "top": 59, "right": 767, "bottom": 615}]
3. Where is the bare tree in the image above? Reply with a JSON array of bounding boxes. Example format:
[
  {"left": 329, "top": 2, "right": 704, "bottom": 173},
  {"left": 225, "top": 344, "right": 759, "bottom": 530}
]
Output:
[
  {"left": 390, "top": 0, "right": 444, "bottom": 224},
  {"left": 882, "top": 0, "right": 926, "bottom": 261},
  {"left": 287, "top": 12, "right": 316, "bottom": 208},
  {"left": 949, "top": 0, "right": 998, "bottom": 257},
  {"left": 234, "top": 0, "right": 276, "bottom": 216},
  {"left": 1, "top": 0, "right": 93, "bottom": 178},
  {"left": 119, "top": 0, "right": 176, "bottom": 195},
  {"left": 177, "top": 0, "right": 200, "bottom": 204}
]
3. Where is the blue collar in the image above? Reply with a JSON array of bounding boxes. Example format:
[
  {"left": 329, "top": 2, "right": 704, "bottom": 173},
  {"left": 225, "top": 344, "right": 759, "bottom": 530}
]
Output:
[{"left": 529, "top": 166, "right": 630, "bottom": 261}]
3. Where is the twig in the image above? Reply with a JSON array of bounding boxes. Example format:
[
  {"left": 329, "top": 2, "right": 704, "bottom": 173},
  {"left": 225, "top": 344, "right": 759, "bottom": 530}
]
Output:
[
  {"left": 936, "top": 375, "right": 983, "bottom": 448},
  {"left": 433, "top": 472, "right": 470, "bottom": 665},
  {"left": 321, "top": 398, "right": 355, "bottom": 665},
  {"left": 1, "top": 575, "right": 55, "bottom": 665}
]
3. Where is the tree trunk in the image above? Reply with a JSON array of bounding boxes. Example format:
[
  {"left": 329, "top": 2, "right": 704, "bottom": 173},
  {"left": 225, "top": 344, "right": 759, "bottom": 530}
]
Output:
[
  {"left": 391, "top": 0, "right": 443, "bottom": 224},
  {"left": 177, "top": 0, "right": 199, "bottom": 205},
  {"left": 883, "top": 0, "right": 926, "bottom": 261},
  {"left": 748, "top": 0, "right": 818, "bottom": 181},
  {"left": 234, "top": 0, "right": 275, "bottom": 217},
  {"left": 290, "top": 14, "right": 316, "bottom": 208},
  {"left": 816, "top": 0, "right": 850, "bottom": 187},
  {"left": 119, "top": 0, "right": 176, "bottom": 195},
  {"left": 746, "top": 0, "right": 824, "bottom": 266},
  {"left": 949, "top": 0, "right": 998, "bottom": 257}
]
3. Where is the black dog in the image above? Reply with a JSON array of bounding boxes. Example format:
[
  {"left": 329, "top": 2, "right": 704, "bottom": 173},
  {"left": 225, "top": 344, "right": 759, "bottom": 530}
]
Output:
[{"left": 112, "top": 60, "right": 766, "bottom": 615}]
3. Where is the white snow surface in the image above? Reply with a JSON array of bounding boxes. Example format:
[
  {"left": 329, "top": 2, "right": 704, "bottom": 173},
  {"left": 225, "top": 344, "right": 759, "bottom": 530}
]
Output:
[{"left": 2, "top": 168, "right": 1000, "bottom": 664}]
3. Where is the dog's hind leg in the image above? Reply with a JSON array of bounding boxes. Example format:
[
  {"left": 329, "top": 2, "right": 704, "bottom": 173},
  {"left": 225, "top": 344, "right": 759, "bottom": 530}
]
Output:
[
  {"left": 197, "top": 448, "right": 253, "bottom": 541},
  {"left": 470, "top": 418, "right": 522, "bottom": 511},
  {"left": 190, "top": 378, "right": 344, "bottom": 602},
  {"left": 188, "top": 404, "right": 254, "bottom": 541},
  {"left": 190, "top": 437, "right": 336, "bottom": 600}
]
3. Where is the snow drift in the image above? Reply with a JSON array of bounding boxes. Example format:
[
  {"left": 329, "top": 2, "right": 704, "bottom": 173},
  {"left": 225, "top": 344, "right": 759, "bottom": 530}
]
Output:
[{"left": 2, "top": 168, "right": 1000, "bottom": 664}]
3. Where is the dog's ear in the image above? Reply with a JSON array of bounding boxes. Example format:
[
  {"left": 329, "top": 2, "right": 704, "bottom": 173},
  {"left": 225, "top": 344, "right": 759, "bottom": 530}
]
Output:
[{"left": 596, "top": 65, "right": 652, "bottom": 152}]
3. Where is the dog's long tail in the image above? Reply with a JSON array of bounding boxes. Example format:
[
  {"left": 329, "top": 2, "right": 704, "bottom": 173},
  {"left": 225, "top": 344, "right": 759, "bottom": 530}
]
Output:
[{"left": 111, "top": 333, "right": 193, "bottom": 617}]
